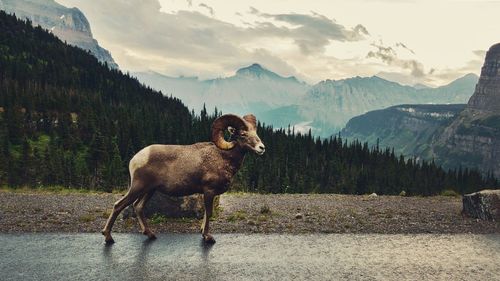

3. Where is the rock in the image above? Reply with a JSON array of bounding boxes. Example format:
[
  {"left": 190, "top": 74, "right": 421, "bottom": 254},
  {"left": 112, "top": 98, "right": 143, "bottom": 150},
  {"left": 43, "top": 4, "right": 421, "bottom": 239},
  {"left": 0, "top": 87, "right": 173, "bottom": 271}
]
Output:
[
  {"left": 433, "top": 43, "right": 500, "bottom": 177},
  {"left": 0, "top": 0, "right": 118, "bottom": 68},
  {"left": 122, "top": 193, "right": 218, "bottom": 219},
  {"left": 462, "top": 189, "right": 500, "bottom": 221},
  {"left": 295, "top": 213, "right": 303, "bottom": 219},
  {"left": 399, "top": 190, "right": 407, "bottom": 196},
  {"left": 369, "top": 193, "right": 378, "bottom": 197}
]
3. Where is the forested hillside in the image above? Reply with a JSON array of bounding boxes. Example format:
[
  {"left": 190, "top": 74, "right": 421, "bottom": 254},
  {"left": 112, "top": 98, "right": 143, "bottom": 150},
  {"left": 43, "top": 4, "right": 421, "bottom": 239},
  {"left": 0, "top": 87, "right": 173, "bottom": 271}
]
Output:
[{"left": 0, "top": 11, "right": 496, "bottom": 195}]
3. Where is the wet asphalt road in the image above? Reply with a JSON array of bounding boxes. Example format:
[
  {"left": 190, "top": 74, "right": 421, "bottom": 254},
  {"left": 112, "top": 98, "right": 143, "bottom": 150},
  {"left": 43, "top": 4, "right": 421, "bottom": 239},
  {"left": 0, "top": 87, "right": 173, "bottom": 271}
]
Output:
[{"left": 0, "top": 233, "right": 499, "bottom": 281}]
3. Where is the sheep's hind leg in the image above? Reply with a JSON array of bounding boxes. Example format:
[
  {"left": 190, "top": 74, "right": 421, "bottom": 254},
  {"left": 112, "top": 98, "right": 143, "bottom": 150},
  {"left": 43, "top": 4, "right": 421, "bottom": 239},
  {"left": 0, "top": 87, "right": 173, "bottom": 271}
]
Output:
[
  {"left": 102, "top": 184, "right": 145, "bottom": 244},
  {"left": 201, "top": 191, "right": 216, "bottom": 244},
  {"left": 134, "top": 190, "right": 156, "bottom": 240}
]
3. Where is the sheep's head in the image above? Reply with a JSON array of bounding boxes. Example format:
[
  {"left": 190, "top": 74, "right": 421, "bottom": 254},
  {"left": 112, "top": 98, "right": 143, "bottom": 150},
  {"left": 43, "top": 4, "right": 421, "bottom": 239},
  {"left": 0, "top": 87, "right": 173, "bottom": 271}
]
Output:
[{"left": 211, "top": 114, "right": 265, "bottom": 155}]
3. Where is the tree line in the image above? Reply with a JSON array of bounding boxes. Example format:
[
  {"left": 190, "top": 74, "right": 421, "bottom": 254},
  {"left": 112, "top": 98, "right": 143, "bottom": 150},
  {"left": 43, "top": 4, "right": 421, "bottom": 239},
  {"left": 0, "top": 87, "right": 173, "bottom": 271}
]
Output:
[{"left": 0, "top": 11, "right": 496, "bottom": 195}]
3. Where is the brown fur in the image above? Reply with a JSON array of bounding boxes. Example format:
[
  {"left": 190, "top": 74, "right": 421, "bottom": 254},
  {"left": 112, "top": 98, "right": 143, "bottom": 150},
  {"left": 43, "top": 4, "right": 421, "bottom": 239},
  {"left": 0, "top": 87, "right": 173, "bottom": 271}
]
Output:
[{"left": 101, "top": 114, "right": 264, "bottom": 244}]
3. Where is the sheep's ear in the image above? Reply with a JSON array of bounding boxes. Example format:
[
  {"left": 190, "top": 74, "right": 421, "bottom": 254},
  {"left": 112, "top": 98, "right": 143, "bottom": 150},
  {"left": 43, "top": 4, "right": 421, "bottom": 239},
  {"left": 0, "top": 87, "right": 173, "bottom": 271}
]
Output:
[
  {"left": 227, "top": 126, "right": 236, "bottom": 136},
  {"left": 243, "top": 114, "right": 257, "bottom": 129}
]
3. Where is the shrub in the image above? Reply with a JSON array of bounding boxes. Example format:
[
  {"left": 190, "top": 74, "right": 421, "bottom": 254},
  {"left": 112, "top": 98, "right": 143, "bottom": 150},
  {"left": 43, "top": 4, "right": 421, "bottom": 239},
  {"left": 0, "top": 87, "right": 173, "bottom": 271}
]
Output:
[
  {"left": 440, "top": 189, "right": 460, "bottom": 197},
  {"left": 150, "top": 213, "right": 167, "bottom": 224},
  {"left": 226, "top": 210, "right": 247, "bottom": 222},
  {"left": 260, "top": 204, "right": 271, "bottom": 214}
]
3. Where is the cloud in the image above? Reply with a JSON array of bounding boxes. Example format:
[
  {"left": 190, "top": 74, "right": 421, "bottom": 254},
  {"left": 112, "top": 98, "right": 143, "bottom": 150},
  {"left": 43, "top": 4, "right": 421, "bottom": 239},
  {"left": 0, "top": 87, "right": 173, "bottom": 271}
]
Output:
[
  {"left": 353, "top": 24, "right": 370, "bottom": 36},
  {"left": 412, "top": 49, "right": 485, "bottom": 85},
  {"left": 198, "top": 3, "right": 214, "bottom": 16},
  {"left": 249, "top": 7, "right": 369, "bottom": 55},
  {"left": 55, "top": 0, "right": 372, "bottom": 82},
  {"left": 55, "top": 0, "right": 496, "bottom": 87},
  {"left": 367, "top": 42, "right": 425, "bottom": 77},
  {"left": 249, "top": 6, "right": 259, "bottom": 15},
  {"left": 472, "top": 50, "right": 486, "bottom": 58},
  {"left": 395, "top": 42, "right": 415, "bottom": 54}
]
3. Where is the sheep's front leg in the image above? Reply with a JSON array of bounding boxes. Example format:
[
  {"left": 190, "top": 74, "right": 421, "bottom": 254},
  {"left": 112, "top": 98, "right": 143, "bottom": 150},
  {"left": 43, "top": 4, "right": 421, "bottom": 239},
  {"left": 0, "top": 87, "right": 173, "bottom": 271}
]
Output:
[{"left": 201, "top": 190, "right": 216, "bottom": 243}]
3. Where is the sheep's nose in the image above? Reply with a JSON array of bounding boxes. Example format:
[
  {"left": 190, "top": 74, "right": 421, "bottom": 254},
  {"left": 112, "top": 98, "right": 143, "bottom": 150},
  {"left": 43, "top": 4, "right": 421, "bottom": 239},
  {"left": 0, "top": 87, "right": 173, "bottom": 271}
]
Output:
[{"left": 259, "top": 145, "right": 265, "bottom": 151}]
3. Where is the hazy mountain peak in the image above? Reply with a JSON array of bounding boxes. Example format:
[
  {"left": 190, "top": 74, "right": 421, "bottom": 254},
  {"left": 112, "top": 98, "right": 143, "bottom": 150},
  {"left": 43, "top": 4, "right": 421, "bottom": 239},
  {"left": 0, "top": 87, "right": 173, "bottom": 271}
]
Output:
[
  {"left": 238, "top": 63, "right": 264, "bottom": 72},
  {"left": 458, "top": 73, "right": 479, "bottom": 82},
  {"left": 438, "top": 73, "right": 478, "bottom": 89},
  {"left": 235, "top": 63, "right": 301, "bottom": 83},
  {"left": 318, "top": 75, "right": 397, "bottom": 87},
  {"left": 236, "top": 63, "right": 278, "bottom": 78}
]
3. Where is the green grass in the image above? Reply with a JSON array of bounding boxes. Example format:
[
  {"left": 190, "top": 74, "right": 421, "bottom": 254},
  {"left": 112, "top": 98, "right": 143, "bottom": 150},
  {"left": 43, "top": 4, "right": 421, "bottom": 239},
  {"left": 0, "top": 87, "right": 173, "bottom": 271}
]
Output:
[
  {"left": 256, "top": 215, "right": 269, "bottom": 223},
  {"left": 150, "top": 213, "right": 168, "bottom": 224},
  {"left": 440, "top": 189, "right": 460, "bottom": 197},
  {"left": 226, "top": 210, "right": 247, "bottom": 222},
  {"left": 78, "top": 214, "right": 95, "bottom": 223},
  {"left": 168, "top": 217, "right": 196, "bottom": 223}
]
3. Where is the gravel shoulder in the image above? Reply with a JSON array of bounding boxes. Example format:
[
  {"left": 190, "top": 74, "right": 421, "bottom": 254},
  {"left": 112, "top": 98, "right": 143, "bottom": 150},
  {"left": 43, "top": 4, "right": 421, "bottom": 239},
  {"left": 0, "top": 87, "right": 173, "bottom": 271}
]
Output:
[{"left": 0, "top": 190, "right": 498, "bottom": 234}]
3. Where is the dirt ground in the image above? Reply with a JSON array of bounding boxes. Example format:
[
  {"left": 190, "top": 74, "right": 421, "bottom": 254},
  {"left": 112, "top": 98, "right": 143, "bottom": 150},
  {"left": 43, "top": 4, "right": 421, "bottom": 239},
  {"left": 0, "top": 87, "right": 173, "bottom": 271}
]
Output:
[{"left": 0, "top": 190, "right": 497, "bottom": 234}]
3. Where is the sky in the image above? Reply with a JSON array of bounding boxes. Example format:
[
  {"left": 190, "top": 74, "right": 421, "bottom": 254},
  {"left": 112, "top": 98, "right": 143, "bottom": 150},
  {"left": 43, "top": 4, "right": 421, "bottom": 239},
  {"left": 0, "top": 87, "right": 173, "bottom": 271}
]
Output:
[{"left": 56, "top": 0, "right": 500, "bottom": 87}]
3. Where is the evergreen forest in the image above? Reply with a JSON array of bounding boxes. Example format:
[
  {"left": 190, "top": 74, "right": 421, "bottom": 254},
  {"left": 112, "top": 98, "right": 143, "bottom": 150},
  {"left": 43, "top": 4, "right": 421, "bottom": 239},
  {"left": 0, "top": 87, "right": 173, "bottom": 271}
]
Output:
[{"left": 0, "top": 11, "right": 496, "bottom": 195}]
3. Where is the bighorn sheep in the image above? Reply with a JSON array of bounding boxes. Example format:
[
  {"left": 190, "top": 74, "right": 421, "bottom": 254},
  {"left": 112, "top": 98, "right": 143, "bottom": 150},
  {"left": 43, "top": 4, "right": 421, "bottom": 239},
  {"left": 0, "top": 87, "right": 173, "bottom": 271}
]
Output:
[{"left": 102, "top": 114, "right": 265, "bottom": 244}]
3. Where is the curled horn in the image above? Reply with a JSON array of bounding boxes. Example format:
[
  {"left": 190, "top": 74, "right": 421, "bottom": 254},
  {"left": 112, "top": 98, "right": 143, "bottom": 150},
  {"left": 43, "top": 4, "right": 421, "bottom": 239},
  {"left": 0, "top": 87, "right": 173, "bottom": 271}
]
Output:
[
  {"left": 211, "top": 114, "right": 248, "bottom": 150},
  {"left": 243, "top": 114, "right": 257, "bottom": 130}
]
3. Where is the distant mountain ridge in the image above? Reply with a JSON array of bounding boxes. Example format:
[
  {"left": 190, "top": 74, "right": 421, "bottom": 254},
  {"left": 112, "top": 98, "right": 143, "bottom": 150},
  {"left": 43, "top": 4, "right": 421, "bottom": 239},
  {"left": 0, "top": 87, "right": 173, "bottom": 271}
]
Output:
[
  {"left": 134, "top": 64, "right": 309, "bottom": 116},
  {"left": 0, "top": 0, "right": 118, "bottom": 68},
  {"left": 298, "top": 73, "right": 478, "bottom": 135},
  {"left": 135, "top": 66, "right": 478, "bottom": 137},
  {"left": 341, "top": 104, "right": 466, "bottom": 158},
  {"left": 341, "top": 43, "right": 500, "bottom": 177}
]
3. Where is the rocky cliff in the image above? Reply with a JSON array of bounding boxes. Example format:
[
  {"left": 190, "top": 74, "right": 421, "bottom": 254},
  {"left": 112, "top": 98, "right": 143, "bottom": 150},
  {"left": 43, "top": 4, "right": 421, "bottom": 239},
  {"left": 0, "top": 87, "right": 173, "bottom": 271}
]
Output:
[
  {"left": 0, "top": 0, "right": 118, "bottom": 69},
  {"left": 433, "top": 43, "right": 500, "bottom": 177}
]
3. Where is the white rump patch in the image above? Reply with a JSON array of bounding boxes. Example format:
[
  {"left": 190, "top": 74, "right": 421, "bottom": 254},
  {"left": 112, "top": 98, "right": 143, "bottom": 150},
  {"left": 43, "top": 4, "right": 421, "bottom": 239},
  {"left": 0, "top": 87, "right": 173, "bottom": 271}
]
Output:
[{"left": 129, "top": 146, "right": 151, "bottom": 174}]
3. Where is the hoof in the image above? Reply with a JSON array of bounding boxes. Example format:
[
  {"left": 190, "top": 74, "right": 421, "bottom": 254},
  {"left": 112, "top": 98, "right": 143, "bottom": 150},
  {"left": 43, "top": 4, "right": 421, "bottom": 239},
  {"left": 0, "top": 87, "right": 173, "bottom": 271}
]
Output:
[
  {"left": 105, "top": 237, "right": 115, "bottom": 244},
  {"left": 102, "top": 230, "right": 114, "bottom": 244},
  {"left": 143, "top": 230, "right": 157, "bottom": 240},
  {"left": 202, "top": 234, "right": 216, "bottom": 244}
]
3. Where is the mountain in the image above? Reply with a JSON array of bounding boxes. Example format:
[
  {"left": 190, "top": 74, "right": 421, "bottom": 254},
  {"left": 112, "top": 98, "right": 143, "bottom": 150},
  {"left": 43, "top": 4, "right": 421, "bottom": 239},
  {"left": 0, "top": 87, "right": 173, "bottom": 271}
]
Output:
[
  {"left": 341, "top": 104, "right": 466, "bottom": 158},
  {"left": 432, "top": 43, "right": 500, "bottom": 177},
  {"left": 413, "top": 83, "right": 431, "bottom": 90},
  {"left": 0, "top": 9, "right": 192, "bottom": 189},
  {"left": 297, "top": 74, "right": 478, "bottom": 136},
  {"left": 0, "top": 10, "right": 495, "bottom": 195},
  {"left": 136, "top": 67, "right": 478, "bottom": 137},
  {"left": 0, "top": 0, "right": 118, "bottom": 68},
  {"left": 340, "top": 43, "right": 500, "bottom": 177},
  {"left": 134, "top": 63, "right": 309, "bottom": 117}
]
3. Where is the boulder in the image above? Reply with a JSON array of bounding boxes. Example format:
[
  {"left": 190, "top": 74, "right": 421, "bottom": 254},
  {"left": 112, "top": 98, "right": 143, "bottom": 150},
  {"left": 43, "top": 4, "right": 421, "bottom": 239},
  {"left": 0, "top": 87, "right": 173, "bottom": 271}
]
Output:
[
  {"left": 462, "top": 189, "right": 500, "bottom": 221},
  {"left": 123, "top": 193, "right": 218, "bottom": 219}
]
